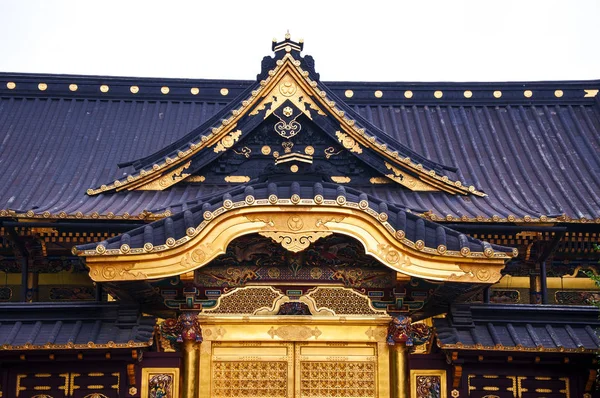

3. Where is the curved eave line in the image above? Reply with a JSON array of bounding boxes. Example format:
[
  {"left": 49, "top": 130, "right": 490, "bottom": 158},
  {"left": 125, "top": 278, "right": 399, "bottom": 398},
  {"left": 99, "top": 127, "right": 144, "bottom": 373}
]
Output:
[{"left": 76, "top": 198, "right": 516, "bottom": 262}]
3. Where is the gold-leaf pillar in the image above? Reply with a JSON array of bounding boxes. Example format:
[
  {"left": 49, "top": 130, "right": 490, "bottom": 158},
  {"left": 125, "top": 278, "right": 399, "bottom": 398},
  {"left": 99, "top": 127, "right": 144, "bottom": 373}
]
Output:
[
  {"left": 178, "top": 312, "right": 202, "bottom": 398},
  {"left": 387, "top": 316, "right": 412, "bottom": 398},
  {"left": 391, "top": 344, "right": 409, "bottom": 398}
]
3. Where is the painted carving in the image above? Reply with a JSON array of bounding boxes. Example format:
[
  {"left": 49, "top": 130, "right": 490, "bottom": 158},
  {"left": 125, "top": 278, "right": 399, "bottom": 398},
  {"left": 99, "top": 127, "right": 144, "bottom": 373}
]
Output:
[
  {"left": 387, "top": 315, "right": 431, "bottom": 346},
  {"left": 159, "top": 312, "right": 202, "bottom": 351},
  {"left": 416, "top": 375, "right": 442, "bottom": 398},
  {"left": 148, "top": 374, "right": 174, "bottom": 398}
]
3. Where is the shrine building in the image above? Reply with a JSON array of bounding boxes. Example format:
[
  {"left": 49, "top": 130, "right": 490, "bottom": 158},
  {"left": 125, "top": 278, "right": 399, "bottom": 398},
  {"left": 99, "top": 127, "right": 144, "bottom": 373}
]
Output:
[{"left": 1, "top": 35, "right": 600, "bottom": 398}]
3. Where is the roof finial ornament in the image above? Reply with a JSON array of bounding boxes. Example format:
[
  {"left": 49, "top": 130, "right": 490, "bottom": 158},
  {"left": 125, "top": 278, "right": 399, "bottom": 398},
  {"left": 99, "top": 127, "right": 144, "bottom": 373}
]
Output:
[{"left": 272, "top": 32, "right": 304, "bottom": 56}]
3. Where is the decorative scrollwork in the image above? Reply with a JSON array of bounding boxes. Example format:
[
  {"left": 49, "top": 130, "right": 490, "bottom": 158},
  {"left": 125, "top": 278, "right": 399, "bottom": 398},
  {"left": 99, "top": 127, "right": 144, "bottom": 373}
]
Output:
[
  {"left": 274, "top": 115, "right": 301, "bottom": 139},
  {"left": 335, "top": 131, "right": 362, "bottom": 154},
  {"left": 213, "top": 130, "right": 242, "bottom": 153},
  {"left": 267, "top": 325, "right": 322, "bottom": 340},
  {"left": 259, "top": 231, "right": 332, "bottom": 252},
  {"left": 246, "top": 213, "right": 346, "bottom": 253}
]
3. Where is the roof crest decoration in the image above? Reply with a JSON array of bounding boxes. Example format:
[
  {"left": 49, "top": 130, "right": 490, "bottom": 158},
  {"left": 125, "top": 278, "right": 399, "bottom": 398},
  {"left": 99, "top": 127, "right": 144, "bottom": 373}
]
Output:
[{"left": 86, "top": 35, "right": 485, "bottom": 197}]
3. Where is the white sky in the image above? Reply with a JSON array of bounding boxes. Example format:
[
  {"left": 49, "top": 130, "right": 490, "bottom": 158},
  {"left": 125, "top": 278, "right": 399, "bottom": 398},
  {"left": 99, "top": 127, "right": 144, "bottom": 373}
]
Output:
[{"left": 0, "top": 0, "right": 599, "bottom": 82}]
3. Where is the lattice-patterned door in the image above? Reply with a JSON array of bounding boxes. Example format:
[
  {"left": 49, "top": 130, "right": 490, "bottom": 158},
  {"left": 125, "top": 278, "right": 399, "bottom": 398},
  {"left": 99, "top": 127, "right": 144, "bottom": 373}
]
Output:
[
  {"left": 210, "top": 342, "right": 378, "bottom": 398},
  {"left": 211, "top": 342, "right": 295, "bottom": 398},
  {"left": 295, "top": 343, "right": 378, "bottom": 398}
]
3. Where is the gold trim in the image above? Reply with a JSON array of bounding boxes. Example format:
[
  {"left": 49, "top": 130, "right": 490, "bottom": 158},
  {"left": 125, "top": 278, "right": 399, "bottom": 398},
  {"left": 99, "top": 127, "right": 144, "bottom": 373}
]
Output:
[
  {"left": 184, "top": 175, "right": 206, "bottom": 183},
  {"left": 437, "top": 339, "right": 596, "bottom": 354},
  {"left": 0, "top": 339, "right": 153, "bottom": 351},
  {"left": 584, "top": 89, "right": 598, "bottom": 97},
  {"left": 80, "top": 200, "right": 511, "bottom": 282},
  {"left": 331, "top": 176, "right": 351, "bottom": 183},
  {"left": 224, "top": 176, "right": 250, "bottom": 183}
]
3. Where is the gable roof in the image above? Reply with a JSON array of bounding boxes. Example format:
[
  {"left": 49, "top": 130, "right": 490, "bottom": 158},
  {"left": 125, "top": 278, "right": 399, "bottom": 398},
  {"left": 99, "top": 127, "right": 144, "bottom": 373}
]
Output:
[
  {"left": 0, "top": 39, "right": 599, "bottom": 224},
  {"left": 83, "top": 37, "right": 479, "bottom": 197}
]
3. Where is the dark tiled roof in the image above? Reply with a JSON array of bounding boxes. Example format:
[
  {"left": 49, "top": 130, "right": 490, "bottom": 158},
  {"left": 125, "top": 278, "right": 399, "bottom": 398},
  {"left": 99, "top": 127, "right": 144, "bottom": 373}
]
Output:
[
  {"left": 76, "top": 180, "right": 515, "bottom": 259},
  {"left": 1, "top": 68, "right": 599, "bottom": 223},
  {"left": 434, "top": 303, "right": 600, "bottom": 353},
  {"left": 0, "top": 302, "right": 155, "bottom": 350}
]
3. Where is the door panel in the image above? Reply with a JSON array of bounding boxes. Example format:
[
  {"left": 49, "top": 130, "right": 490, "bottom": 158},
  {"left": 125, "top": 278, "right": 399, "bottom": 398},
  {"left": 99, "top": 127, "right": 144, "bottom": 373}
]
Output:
[
  {"left": 296, "top": 343, "right": 377, "bottom": 398},
  {"left": 210, "top": 342, "right": 378, "bottom": 398},
  {"left": 211, "top": 342, "right": 294, "bottom": 398}
]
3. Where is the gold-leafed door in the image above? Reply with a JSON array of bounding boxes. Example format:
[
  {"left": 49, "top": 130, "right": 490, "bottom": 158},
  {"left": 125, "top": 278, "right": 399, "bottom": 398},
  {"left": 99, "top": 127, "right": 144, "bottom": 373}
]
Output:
[
  {"left": 296, "top": 343, "right": 377, "bottom": 398},
  {"left": 210, "top": 342, "right": 378, "bottom": 398},
  {"left": 212, "top": 342, "right": 295, "bottom": 398}
]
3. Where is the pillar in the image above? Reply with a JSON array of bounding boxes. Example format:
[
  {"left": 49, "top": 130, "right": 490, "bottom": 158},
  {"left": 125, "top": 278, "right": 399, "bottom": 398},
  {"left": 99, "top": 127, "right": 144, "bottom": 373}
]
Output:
[
  {"left": 387, "top": 315, "right": 413, "bottom": 398},
  {"left": 182, "top": 339, "right": 200, "bottom": 398},
  {"left": 529, "top": 268, "right": 542, "bottom": 304},
  {"left": 177, "top": 312, "right": 202, "bottom": 398},
  {"left": 391, "top": 343, "right": 409, "bottom": 398}
]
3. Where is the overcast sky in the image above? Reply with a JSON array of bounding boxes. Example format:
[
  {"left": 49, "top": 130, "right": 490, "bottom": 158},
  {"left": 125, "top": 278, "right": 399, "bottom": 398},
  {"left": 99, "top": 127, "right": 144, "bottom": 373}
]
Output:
[{"left": 0, "top": 0, "right": 598, "bottom": 82}]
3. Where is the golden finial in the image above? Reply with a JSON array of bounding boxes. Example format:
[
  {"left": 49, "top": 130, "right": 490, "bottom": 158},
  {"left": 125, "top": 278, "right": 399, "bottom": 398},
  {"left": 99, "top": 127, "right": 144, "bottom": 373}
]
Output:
[{"left": 285, "top": 30, "right": 291, "bottom": 40}]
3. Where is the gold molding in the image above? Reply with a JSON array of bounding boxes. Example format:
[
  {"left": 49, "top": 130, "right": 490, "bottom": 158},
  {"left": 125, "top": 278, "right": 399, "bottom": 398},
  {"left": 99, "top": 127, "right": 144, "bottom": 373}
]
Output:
[{"left": 80, "top": 201, "right": 510, "bottom": 283}]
